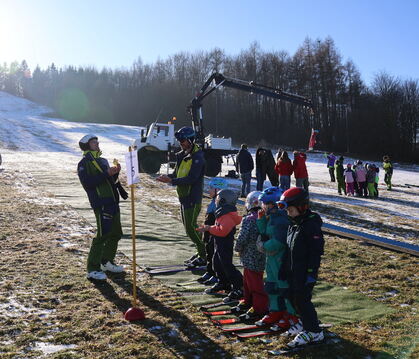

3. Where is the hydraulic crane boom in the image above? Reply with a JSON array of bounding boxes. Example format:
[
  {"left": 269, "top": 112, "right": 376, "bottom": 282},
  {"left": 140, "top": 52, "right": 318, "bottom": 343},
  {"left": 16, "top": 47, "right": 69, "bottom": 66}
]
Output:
[{"left": 188, "top": 72, "right": 314, "bottom": 146}]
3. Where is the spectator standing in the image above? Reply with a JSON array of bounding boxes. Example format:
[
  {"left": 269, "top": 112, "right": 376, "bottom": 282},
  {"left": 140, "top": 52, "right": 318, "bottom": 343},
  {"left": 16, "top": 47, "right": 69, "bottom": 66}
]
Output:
[
  {"left": 293, "top": 151, "right": 309, "bottom": 191},
  {"left": 236, "top": 144, "right": 254, "bottom": 198}
]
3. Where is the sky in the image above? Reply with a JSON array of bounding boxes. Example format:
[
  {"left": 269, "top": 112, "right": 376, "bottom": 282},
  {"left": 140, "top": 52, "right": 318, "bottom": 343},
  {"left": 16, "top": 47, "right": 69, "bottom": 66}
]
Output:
[{"left": 0, "top": 0, "right": 418, "bottom": 86}]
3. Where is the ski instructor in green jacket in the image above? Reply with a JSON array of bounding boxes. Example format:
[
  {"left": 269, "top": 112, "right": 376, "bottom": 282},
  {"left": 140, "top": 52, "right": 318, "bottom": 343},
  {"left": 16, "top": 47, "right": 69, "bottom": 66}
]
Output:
[
  {"left": 156, "top": 126, "right": 206, "bottom": 268},
  {"left": 77, "top": 134, "right": 128, "bottom": 281}
]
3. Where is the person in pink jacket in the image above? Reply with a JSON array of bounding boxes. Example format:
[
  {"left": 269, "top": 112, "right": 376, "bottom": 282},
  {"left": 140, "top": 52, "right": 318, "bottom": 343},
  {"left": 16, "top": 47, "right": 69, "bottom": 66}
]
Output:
[
  {"left": 197, "top": 189, "right": 243, "bottom": 303},
  {"left": 344, "top": 164, "right": 356, "bottom": 196},
  {"left": 354, "top": 160, "right": 367, "bottom": 197}
]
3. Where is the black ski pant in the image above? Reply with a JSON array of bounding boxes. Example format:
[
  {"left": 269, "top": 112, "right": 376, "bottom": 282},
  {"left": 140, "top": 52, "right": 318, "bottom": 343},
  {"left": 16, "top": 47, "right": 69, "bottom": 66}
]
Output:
[
  {"left": 203, "top": 212, "right": 216, "bottom": 277},
  {"left": 328, "top": 167, "right": 336, "bottom": 182},
  {"left": 213, "top": 235, "right": 243, "bottom": 290},
  {"left": 289, "top": 283, "right": 321, "bottom": 333}
]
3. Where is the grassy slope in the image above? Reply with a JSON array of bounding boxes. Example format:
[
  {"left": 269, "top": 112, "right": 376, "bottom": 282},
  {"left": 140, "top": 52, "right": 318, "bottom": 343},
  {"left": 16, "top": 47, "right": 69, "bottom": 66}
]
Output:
[{"left": 0, "top": 170, "right": 418, "bottom": 359}]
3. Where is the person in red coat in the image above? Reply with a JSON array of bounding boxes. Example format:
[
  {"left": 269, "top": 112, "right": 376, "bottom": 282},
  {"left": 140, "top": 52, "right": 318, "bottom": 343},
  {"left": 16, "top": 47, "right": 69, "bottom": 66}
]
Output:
[
  {"left": 292, "top": 151, "right": 309, "bottom": 191},
  {"left": 274, "top": 151, "right": 293, "bottom": 191}
]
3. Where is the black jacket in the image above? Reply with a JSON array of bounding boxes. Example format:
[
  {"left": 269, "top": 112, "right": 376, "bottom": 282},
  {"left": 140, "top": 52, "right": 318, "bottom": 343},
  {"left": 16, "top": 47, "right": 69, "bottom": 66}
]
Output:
[
  {"left": 285, "top": 210, "right": 324, "bottom": 290},
  {"left": 236, "top": 149, "right": 254, "bottom": 174}
]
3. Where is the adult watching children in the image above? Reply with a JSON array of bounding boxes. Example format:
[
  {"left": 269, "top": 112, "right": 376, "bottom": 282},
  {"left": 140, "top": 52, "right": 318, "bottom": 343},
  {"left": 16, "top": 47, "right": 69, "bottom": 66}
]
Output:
[
  {"left": 156, "top": 126, "right": 206, "bottom": 268},
  {"left": 77, "top": 134, "right": 128, "bottom": 281}
]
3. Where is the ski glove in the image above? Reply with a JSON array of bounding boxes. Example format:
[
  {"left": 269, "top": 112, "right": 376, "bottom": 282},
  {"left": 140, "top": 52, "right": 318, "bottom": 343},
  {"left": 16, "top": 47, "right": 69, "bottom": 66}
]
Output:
[{"left": 116, "top": 181, "right": 129, "bottom": 200}]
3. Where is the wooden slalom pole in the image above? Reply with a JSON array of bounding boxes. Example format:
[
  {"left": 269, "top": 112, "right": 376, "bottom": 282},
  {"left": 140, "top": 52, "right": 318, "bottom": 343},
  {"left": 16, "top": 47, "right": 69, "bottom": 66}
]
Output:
[{"left": 124, "top": 146, "right": 145, "bottom": 321}]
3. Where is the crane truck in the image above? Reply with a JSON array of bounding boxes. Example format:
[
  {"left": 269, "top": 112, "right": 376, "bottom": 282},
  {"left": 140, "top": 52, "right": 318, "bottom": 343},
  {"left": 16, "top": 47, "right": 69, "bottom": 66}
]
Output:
[{"left": 133, "top": 73, "right": 314, "bottom": 177}]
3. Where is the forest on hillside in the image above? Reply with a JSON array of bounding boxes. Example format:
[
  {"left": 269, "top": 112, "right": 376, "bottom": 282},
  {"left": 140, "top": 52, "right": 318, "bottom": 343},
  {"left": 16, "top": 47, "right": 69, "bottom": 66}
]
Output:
[{"left": 1, "top": 38, "right": 418, "bottom": 160}]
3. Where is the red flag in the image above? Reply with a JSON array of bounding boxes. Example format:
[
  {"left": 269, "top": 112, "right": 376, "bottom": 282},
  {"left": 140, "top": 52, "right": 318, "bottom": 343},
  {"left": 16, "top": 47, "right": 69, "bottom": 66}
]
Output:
[{"left": 308, "top": 128, "right": 319, "bottom": 151}]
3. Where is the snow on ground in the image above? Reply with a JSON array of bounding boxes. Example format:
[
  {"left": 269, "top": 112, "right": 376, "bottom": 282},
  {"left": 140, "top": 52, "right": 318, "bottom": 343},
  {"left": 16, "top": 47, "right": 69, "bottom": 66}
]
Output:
[{"left": 0, "top": 90, "right": 418, "bottom": 245}]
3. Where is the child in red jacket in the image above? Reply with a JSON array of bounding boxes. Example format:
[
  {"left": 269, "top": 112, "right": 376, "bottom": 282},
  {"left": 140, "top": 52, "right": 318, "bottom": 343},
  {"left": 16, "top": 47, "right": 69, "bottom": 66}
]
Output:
[
  {"left": 197, "top": 189, "right": 243, "bottom": 303},
  {"left": 275, "top": 151, "right": 293, "bottom": 191},
  {"left": 292, "top": 151, "right": 309, "bottom": 191}
]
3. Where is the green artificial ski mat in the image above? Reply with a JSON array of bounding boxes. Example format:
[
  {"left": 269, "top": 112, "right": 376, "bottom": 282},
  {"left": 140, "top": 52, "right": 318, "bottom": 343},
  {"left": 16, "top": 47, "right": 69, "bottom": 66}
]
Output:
[{"left": 78, "top": 195, "right": 393, "bottom": 325}]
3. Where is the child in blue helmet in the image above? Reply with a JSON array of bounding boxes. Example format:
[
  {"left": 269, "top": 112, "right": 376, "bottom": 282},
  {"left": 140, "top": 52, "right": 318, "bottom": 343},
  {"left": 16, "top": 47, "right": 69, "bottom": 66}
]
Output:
[
  {"left": 255, "top": 187, "right": 297, "bottom": 329},
  {"left": 197, "top": 177, "right": 228, "bottom": 285}
]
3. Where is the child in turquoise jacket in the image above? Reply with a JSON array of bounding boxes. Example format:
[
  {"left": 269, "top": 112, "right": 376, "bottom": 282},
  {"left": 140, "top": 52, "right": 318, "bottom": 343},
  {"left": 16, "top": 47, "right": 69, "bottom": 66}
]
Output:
[{"left": 255, "top": 187, "right": 297, "bottom": 329}]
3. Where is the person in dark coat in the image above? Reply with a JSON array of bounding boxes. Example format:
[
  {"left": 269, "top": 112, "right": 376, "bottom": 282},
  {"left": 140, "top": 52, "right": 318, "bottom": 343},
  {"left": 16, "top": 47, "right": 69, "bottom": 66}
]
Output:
[
  {"left": 236, "top": 144, "right": 254, "bottom": 198},
  {"left": 256, "top": 147, "right": 279, "bottom": 191},
  {"left": 278, "top": 187, "right": 325, "bottom": 348}
]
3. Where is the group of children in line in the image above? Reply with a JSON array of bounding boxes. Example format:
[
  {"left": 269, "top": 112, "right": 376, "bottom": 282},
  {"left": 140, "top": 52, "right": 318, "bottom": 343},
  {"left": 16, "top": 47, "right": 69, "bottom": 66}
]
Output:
[
  {"left": 196, "top": 179, "right": 325, "bottom": 349},
  {"left": 327, "top": 153, "right": 393, "bottom": 197}
]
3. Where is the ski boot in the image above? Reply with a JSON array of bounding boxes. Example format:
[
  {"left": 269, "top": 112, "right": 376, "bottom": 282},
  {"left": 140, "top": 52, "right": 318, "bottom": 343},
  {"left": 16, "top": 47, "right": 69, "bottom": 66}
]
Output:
[
  {"left": 280, "top": 318, "right": 303, "bottom": 336},
  {"left": 204, "top": 282, "right": 230, "bottom": 295},
  {"left": 286, "top": 330, "right": 324, "bottom": 348},
  {"left": 255, "top": 311, "right": 287, "bottom": 327},
  {"left": 222, "top": 289, "right": 243, "bottom": 304},
  {"left": 184, "top": 253, "right": 198, "bottom": 265},
  {"left": 185, "top": 256, "right": 206, "bottom": 269},
  {"left": 101, "top": 261, "right": 124, "bottom": 273},
  {"left": 270, "top": 314, "right": 299, "bottom": 332},
  {"left": 197, "top": 272, "right": 212, "bottom": 284},
  {"left": 238, "top": 307, "right": 261, "bottom": 321},
  {"left": 203, "top": 276, "right": 218, "bottom": 286},
  {"left": 230, "top": 300, "right": 251, "bottom": 314}
]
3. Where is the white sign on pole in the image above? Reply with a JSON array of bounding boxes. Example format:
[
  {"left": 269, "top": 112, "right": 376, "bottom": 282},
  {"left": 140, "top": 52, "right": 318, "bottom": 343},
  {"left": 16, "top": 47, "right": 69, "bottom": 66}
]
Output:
[{"left": 125, "top": 150, "right": 140, "bottom": 185}]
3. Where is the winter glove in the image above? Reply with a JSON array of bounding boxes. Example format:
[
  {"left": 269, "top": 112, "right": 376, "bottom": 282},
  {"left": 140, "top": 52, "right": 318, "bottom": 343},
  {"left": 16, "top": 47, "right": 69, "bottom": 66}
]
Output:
[
  {"left": 256, "top": 235, "right": 266, "bottom": 254},
  {"left": 116, "top": 181, "right": 129, "bottom": 200}
]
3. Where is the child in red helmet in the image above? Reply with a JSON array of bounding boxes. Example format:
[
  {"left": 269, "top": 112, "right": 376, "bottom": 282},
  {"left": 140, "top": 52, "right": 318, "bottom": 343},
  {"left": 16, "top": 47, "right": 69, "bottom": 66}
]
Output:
[{"left": 276, "top": 187, "right": 325, "bottom": 348}]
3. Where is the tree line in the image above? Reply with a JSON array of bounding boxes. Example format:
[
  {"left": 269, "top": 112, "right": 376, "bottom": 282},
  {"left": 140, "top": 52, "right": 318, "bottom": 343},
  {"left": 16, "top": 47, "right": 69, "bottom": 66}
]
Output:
[{"left": 1, "top": 37, "right": 418, "bottom": 160}]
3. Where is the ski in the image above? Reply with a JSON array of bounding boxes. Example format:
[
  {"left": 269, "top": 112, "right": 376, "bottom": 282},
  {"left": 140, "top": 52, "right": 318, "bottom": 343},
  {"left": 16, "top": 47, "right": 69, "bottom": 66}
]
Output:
[
  {"left": 236, "top": 323, "right": 333, "bottom": 339},
  {"left": 203, "top": 309, "right": 235, "bottom": 316},
  {"left": 176, "top": 280, "right": 200, "bottom": 287},
  {"left": 199, "top": 300, "right": 239, "bottom": 311},
  {"left": 268, "top": 340, "right": 328, "bottom": 356},
  {"left": 145, "top": 265, "right": 206, "bottom": 275},
  {"left": 220, "top": 324, "right": 261, "bottom": 332},
  {"left": 236, "top": 329, "right": 280, "bottom": 338},
  {"left": 212, "top": 317, "right": 241, "bottom": 325}
]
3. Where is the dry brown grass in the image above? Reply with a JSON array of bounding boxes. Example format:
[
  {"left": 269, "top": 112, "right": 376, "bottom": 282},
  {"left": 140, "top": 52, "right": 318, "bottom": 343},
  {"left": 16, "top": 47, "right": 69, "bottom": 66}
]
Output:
[{"left": 0, "top": 170, "right": 418, "bottom": 359}]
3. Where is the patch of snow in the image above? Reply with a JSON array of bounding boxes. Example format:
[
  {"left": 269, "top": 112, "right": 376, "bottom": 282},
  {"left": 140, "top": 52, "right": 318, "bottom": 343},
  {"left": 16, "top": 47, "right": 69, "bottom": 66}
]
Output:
[{"left": 33, "top": 341, "right": 76, "bottom": 355}]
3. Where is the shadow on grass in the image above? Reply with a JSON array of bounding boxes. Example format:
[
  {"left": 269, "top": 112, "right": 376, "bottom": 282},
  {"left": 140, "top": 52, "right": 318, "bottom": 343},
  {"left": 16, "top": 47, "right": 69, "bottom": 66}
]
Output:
[{"left": 95, "top": 273, "right": 234, "bottom": 358}]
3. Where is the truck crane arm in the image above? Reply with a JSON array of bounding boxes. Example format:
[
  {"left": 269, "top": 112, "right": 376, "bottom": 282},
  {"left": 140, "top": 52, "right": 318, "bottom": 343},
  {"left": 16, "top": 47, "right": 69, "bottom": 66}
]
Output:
[{"left": 188, "top": 72, "right": 313, "bottom": 145}]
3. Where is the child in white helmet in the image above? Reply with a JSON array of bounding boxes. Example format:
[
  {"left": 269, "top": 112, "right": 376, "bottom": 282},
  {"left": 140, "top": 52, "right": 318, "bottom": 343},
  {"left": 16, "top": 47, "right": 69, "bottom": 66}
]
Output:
[{"left": 233, "top": 191, "right": 269, "bottom": 320}]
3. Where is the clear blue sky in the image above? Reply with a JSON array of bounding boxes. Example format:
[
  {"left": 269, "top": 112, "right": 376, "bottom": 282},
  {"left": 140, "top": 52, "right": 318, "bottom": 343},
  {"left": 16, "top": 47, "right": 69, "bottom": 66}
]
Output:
[{"left": 1, "top": 0, "right": 418, "bottom": 85}]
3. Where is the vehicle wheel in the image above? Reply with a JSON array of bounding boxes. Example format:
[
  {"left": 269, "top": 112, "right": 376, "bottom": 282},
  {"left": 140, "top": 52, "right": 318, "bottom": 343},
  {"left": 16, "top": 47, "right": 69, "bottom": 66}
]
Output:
[{"left": 137, "top": 146, "right": 163, "bottom": 174}]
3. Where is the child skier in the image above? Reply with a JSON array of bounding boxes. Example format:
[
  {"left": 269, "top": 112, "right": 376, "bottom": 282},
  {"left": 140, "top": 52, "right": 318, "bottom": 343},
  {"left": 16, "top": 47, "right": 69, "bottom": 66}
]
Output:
[
  {"left": 343, "top": 163, "right": 356, "bottom": 196},
  {"left": 325, "top": 152, "right": 336, "bottom": 182},
  {"left": 366, "top": 164, "right": 377, "bottom": 198},
  {"left": 355, "top": 160, "right": 367, "bottom": 197},
  {"left": 334, "top": 156, "right": 346, "bottom": 195},
  {"left": 233, "top": 191, "right": 269, "bottom": 320},
  {"left": 197, "top": 177, "right": 228, "bottom": 285},
  {"left": 197, "top": 189, "right": 243, "bottom": 303},
  {"left": 278, "top": 187, "right": 325, "bottom": 348},
  {"left": 254, "top": 187, "right": 297, "bottom": 329},
  {"left": 383, "top": 155, "right": 393, "bottom": 190}
]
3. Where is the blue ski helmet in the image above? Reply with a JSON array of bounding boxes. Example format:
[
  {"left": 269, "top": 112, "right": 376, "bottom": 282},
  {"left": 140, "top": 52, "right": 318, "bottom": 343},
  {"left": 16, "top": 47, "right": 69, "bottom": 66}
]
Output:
[
  {"left": 175, "top": 126, "right": 195, "bottom": 142},
  {"left": 258, "top": 186, "right": 283, "bottom": 204},
  {"left": 209, "top": 177, "right": 228, "bottom": 190}
]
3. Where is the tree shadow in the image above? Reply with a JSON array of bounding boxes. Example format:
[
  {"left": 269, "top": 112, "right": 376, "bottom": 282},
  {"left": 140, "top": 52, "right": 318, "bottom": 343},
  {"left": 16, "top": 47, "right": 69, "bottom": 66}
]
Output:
[{"left": 94, "top": 274, "right": 234, "bottom": 358}]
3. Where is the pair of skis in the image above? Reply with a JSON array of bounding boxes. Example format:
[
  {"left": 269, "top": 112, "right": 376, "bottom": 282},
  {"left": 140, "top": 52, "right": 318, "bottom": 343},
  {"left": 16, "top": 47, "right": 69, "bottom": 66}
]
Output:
[
  {"left": 268, "top": 339, "right": 330, "bottom": 356},
  {"left": 144, "top": 264, "right": 206, "bottom": 275}
]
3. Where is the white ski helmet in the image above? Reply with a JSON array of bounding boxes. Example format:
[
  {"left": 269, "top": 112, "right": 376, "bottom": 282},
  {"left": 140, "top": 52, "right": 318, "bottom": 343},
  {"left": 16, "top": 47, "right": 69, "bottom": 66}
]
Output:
[
  {"left": 79, "top": 134, "right": 98, "bottom": 151},
  {"left": 245, "top": 191, "right": 262, "bottom": 210}
]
